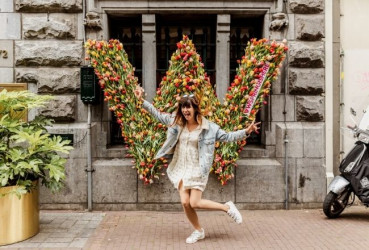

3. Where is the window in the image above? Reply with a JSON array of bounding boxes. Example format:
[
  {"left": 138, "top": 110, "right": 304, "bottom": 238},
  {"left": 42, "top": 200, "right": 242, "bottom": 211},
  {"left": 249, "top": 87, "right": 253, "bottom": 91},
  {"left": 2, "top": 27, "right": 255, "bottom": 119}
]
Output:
[
  {"left": 109, "top": 15, "right": 142, "bottom": 145},
  {"left": 156, "top": 14, "right": 216, "bottom": 87},
  {"left": 230, "top": 16, "right": 264, "bottom": 144}
]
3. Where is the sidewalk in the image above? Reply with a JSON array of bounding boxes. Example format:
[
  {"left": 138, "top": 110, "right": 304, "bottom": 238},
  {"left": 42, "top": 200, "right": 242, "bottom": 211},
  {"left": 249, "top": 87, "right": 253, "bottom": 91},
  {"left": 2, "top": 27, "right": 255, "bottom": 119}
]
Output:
[
  {"left": 0, "top": 211, "right": 105, "bottom": 249},
  {"left": 2, "top": 206, "right": 369, "bottom": 250}
]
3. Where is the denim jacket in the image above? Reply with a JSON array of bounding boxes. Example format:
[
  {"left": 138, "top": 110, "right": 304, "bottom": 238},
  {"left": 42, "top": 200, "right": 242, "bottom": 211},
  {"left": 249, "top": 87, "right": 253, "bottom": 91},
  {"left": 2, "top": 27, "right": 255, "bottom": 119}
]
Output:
[{"left": 142, "top": 100, "right": 247, "bottom": 177}]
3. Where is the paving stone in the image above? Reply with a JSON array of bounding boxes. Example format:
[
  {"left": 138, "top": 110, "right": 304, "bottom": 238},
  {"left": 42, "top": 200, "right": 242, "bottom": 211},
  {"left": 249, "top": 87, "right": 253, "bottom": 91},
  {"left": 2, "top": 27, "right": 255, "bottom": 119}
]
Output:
[
  {"left": 2, "top": 242, "right": 41, "bottom": 248},
  {"left": 47, "top": 237, "right": 74, "bottom": 243},
  {"left": 39, "top": 242, "right": 70, "bottom": 247},
  {"left": 28, "top": 232, "right": 51, "bottom": 243},
  {"left": 61, "top": 220, "right": 77, "bottom": 229},
  {"left": 69, "top": 237, "right": 88, "bottom": 248},
  {"left": 49, "top": 232, "right": 76, "bottom": 238},
  {"left": 76, "top": 228, "right": 95, "bottom": 238}
]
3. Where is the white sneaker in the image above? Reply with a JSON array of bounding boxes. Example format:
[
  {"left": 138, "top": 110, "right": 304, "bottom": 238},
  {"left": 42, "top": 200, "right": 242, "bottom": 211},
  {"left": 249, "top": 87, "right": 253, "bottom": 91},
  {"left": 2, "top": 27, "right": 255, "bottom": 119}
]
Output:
[
  {"left": 186, "top": 228, "right": 205, "bottom": 244},
  {"left": 225, "top": 201, "right": 242, "bottom": 224}
]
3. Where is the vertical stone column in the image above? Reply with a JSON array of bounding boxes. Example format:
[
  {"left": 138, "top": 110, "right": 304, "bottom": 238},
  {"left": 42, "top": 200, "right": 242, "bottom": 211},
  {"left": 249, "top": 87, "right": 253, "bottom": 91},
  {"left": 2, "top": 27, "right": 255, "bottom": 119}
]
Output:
[
  {"left": 142, "top": 14, "right": 156, "bottom": 102},
  {"left": 216, "top": 14, "right": 231, "bottom": 102}
]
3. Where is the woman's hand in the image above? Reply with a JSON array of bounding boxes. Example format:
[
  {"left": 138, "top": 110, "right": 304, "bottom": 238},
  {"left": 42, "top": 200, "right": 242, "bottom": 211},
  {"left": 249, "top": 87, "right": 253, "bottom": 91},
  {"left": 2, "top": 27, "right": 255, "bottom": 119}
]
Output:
[
  {"left": 134, "top": 85, "right": 145, "bottom": 100},
  {"left": 246, "top": 120, "right": 261, "bottom": 135}
]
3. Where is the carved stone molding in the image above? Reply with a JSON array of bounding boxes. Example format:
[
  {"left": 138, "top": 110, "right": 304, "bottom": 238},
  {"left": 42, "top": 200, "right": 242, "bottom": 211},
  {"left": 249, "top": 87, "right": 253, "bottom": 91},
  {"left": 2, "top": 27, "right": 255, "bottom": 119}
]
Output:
[
  {"left": 84, "top": 10, "right": 102, "bottom": 30},
  {"left": 269, "top": 13, "right": 288, "bottom": 31}
]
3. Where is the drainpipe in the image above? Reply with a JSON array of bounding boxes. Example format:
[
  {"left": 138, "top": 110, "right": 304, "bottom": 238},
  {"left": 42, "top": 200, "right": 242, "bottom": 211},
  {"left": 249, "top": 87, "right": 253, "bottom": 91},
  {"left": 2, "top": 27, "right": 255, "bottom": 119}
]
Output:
[
  {"left": 284, "top": 135, "right": 289, "bottom": 210},
  {"left": 82, "top": 0, "right": 93, "bottom": 211},
  {"left": 340, "top": 49, "right": 345, "bottom": 164}
]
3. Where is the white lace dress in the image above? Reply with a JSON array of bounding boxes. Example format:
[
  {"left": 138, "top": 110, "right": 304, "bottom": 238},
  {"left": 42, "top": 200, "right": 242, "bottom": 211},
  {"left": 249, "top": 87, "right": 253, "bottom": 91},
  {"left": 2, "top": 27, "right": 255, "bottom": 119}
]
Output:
[{"left": 167, "top": 125, "right": 208, "bottom": 192}]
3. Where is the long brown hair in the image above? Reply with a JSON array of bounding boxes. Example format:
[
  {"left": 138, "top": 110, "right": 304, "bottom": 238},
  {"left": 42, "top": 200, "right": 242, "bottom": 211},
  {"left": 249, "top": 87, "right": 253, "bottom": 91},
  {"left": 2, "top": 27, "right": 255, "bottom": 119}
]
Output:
[{"left": 172, "top": 95, "right": 202, "bottom": 127}]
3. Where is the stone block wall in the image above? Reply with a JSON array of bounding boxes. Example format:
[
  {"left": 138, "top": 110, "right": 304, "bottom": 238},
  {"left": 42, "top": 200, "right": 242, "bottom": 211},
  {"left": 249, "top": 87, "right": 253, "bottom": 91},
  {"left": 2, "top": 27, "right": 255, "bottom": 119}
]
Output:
[
  {"left": 0, "top": 0, "right": 90, "bottom": 210},
  {"left": 267, "top": 0, "right": 326, "bottom": 206},
  {"left": 1, "top": 0, "right": 84, "bottom": 122}
]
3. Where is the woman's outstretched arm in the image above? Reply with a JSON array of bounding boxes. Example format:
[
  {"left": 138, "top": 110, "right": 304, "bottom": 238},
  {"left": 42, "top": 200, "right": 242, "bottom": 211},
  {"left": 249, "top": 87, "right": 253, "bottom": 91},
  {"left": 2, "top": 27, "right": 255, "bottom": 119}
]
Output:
[
  {"left": 216, "top": 120, "right": 261, "bottom": 142},
  {"left": 134, "top": 85, "right": 173, "bottom": 126}
]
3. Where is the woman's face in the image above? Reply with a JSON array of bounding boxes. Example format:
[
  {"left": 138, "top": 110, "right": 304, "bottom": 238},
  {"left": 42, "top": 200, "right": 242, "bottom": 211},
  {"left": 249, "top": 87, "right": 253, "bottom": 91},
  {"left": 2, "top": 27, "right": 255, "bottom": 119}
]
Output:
[{"left": 181, "top": 104, "right": 195, "bottom": 121}]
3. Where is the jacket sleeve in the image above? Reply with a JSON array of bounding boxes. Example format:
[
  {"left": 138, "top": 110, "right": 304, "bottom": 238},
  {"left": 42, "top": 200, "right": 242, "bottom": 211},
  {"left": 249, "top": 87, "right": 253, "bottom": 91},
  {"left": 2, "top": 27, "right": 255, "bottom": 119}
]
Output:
[
  {"left": 215, "top": 128, "right": 247, "bottom": 142},
  {"left": 142, "top": 100, "right": 173, "bottom": 126}
]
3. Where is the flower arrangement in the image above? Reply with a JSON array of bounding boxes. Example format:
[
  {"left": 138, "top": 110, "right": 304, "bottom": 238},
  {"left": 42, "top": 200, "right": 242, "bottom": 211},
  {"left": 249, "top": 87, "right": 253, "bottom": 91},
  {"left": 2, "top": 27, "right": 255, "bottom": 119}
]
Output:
[
  {"left": 85, "top": 39, "right": 165, "bottom": 184},
  {"left": 211, "top": 38, "right": 288, "bottom": 184},
  {"left": 85, "top": 36, "right": 287, "bottom": 185}
]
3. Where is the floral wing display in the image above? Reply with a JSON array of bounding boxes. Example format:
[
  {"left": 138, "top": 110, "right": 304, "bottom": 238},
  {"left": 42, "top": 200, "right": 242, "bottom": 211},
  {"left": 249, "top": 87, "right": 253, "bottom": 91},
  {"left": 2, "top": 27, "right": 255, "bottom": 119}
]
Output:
[
  {"left": 85, "top": 37, "right": 288, "bottom": 186},
  {"left": 211, "top": 38, "right": 288, "bottom": 185}
]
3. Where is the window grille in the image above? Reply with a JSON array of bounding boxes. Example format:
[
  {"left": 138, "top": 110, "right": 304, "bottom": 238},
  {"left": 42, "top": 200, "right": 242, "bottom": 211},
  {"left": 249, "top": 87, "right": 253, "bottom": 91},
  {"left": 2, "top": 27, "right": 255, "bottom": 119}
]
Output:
[
  {"left": 156, "top": 15, "right": 216, "bottom": 87},
  {"left": 230, "top": 17, "right": 263, "bottom": 144},
  {"left": 109, "top": 15, "right": 142, "bottom": 145}
]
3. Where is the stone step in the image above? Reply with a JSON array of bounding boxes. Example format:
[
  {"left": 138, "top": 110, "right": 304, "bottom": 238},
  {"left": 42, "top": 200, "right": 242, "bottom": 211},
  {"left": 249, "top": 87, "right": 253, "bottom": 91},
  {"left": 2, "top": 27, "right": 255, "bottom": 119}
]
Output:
[
  {"left": 92, "top": 158, "right": 133, "bottom": 168},
  {"left": 236, "top": 158, "right": 282, "bottom": 167},
  {"left": 239, "top": 145, "right": 275, "bottom": 158},
  {"left": 100, "top": 145, "right": 273, "bottom": 160}
]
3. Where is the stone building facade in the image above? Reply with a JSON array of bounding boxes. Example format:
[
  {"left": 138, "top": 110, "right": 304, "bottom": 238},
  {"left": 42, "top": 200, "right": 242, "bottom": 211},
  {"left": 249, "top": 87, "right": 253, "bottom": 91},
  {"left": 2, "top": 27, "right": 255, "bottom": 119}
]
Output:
[{"left": 0, "top": 0, "right": 326, "bottom": 210}]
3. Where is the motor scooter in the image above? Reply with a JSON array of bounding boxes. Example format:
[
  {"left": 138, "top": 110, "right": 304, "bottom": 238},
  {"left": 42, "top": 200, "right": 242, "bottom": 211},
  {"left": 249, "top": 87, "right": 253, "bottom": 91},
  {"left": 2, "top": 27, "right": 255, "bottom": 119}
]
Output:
[{"left": 324, "top": 106, "right": 369, "bottom": 218}]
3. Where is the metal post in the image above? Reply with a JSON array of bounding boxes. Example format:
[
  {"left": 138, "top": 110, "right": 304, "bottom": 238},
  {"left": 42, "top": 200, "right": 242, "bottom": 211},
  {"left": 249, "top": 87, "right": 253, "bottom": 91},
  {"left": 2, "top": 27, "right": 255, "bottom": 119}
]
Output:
[{"left": 87, "top": 104, "right": 92, "bottom": 211}]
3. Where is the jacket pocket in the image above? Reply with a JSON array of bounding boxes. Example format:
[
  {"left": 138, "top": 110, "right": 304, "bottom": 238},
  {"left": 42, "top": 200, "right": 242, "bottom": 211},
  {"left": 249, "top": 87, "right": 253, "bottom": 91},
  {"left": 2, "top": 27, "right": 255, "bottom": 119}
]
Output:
[{"left": 203, "top": 138, "right": 215, "bottom": 152}]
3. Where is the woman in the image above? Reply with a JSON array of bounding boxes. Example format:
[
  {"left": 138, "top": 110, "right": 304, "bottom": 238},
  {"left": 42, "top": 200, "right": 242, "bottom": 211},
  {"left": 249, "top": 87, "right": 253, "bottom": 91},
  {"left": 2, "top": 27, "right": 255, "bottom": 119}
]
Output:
[{"left": 134, "top": 86, "right": 260, "bottom": 244}]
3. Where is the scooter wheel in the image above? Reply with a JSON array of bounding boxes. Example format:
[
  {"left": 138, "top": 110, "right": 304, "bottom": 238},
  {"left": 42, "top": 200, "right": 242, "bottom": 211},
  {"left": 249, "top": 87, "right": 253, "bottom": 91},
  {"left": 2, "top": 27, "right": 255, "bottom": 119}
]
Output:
[{"left": 323, "top": 191, "right": 349, "bottom": 218}]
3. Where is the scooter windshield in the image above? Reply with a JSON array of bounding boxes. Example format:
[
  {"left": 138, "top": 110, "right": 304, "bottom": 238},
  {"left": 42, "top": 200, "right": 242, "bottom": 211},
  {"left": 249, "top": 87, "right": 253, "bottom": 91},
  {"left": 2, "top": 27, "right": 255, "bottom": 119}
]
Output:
[{"left": 359, "top": 105, "right": 369, "bottom": 131}]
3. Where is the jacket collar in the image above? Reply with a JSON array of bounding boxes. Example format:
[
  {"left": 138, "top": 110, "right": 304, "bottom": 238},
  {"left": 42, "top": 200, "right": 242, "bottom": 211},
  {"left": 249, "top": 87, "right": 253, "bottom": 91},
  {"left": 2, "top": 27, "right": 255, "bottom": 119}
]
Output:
[
  {"left": 172, "top": 116, "right": 209, "bottom": 130},
  {"left": 201, "top": 116, "right": 210, "bottom": 130}
]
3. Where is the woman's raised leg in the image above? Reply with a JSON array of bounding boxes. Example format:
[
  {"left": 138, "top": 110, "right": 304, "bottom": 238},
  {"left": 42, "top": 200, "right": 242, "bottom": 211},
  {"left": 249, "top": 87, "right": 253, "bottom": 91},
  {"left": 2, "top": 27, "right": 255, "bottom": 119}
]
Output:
[
  {"left": 189, "top": 189, "right": 229, "bottom": 212},
  {"left": 189, "top": 189, "right": 243, "bottom": 224}
]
